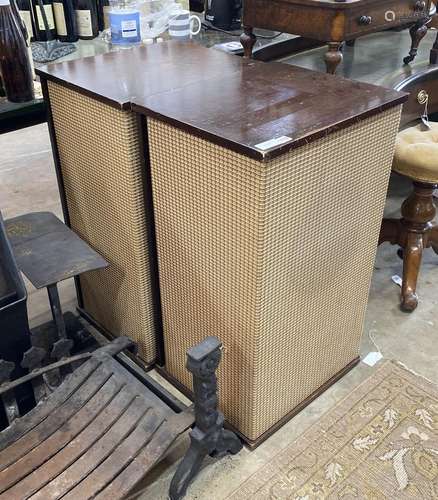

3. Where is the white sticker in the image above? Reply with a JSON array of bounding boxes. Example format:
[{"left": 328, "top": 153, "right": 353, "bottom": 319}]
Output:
[
  {"left": 254, "top": 136, "right": 292, "bottom": 151},
  {"left": 224, "top": 42, "right": 243, "bottom": 50},
  {"left": 362, "top": 351, "right": 383, "bottom": 367},
  {"left": 121, "top": 19, "right": 137, "bottom": 38},
  {"left": 391, "top": 275, "right": 402, "bottom": 287}
]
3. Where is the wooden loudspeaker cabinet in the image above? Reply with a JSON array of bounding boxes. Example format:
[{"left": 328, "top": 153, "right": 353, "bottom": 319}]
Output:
[
  {"left": 146, "top": 107, "right": 403, "bottom": 445},
  {"left": 38, "top": 43, "right": 407, "bottom": 445},
  {"left": 132, "top": 56, "right": 406, "bottom": 446},
  {"left": 42, "top": 81, "right": 159, "bottom": 364},
  {"left": 36, "top": 43, "right": 245, "bottom": 366}
]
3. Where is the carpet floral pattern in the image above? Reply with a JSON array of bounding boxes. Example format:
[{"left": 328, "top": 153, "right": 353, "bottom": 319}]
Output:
[{"left": 229, "top": 362, "right": 438, "bottom": 499}]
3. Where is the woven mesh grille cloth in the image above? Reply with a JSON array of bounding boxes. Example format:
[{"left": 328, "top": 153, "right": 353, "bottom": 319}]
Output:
[
  {"left": 148, "top": 106, "right": 402, "bottom": 441},
  {"left": 48, "top": 81, "right": 157, "bottom": 364}
]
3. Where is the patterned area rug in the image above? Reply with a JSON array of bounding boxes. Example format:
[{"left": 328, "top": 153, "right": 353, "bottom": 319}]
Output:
[{"left": 229, "top": 362, "right": 438, "bottom": 499}]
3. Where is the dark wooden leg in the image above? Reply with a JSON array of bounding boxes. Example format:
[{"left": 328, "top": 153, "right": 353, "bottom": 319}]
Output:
[
  {"left": 169, "top": 337, "right": 242, "bottom": 500},
  {"left": 401, "top": 232, "right": 423, "bottom": 311},
  {"left": 430, "top": 31, "right": 438, "bottom": 64},
  {"left": 428, "top": 225, "right": 438, "bottom": 254},
  {"left": 398, "top": 182, "right": 436, "bottom": 311},
  {"left": 404, "top": 19, "right": 429, "bottom": 65},
  {"left": 240, "top": 26, "right": 256, "bottom": 59},
  {"left": 379, "top": 219, "right": 402, "bottom": 245},
  {"left": 324, "top": 42, "right": 343, "bottom": 74}
]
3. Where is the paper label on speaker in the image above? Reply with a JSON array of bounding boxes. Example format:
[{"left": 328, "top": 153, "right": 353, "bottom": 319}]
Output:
[{"left": 254, "top": 136, "right": 292, "bottom": 151}]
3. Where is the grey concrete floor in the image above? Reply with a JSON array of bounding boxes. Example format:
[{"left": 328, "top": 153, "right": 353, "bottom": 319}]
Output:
[{"left": 1, "top": 29, "right": 438, "bottom": 500}]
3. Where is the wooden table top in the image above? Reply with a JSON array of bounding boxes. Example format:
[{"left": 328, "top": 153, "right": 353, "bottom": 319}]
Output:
[
  {"left": 36, "top": 43, "right": 244, "bottom": 110},
  {"left": 37, "top": 42, "right": 407, "bottom": 160}
]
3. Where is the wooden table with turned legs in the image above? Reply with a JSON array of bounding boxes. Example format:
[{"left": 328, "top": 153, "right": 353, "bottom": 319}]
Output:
[{"left": 240, "top": 0, "right": 432, "bottom": 74}]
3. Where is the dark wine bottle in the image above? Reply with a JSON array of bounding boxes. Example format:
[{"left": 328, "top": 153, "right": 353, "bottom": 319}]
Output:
[
  {"left": 96, "top": 0, "right": 109, "bottom": 31},
  {"left": 0, "top": 74, "right": 6, "bottom": 97},
  {"left": 53, "top": 0, "right": 77, "bottom": 41},
  {"left": 30, "top": 0, "right": 56, "bottom": 41},
  {"left": 15, "top": 0, "right": 33, "bottom": 40},
  {"left": 75, "top": 0, "right": 98, "bottom": 39},
  {"left": 10, "top": 0, "right": 35, "bottom": 78},
  {"left": 0, "top": 0, "right": 34, "bottom": 102}
]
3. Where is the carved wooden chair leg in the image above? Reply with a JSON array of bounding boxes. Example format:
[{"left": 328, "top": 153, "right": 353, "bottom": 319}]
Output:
[
  {"left": 240, "top": 26, "right": 256, "bottom": 59},
  {"left": 427, "top": 224, "right": 438, "bottom": 254},
  {"left": 398, "top": 182, "right": 436, "bottom": 311},
  {"left": 324, "top": 42, "right": 343, "bottom": 74},
  {"left": 401, "top": 232, "right": 424, "bottom": 311},
  {"left": 404, "top": 19, "right": 429, "bottom": 64},
  {"left": 379, "top": 219, "right": 402, "bottom": 245},
  {"left": 169, "top": 337, "right": 242, "bottom": 500}
]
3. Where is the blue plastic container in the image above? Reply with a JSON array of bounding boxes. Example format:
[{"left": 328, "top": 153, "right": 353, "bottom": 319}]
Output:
[{"left": 110, "top": 9, "right": 141, "bottom": 45}]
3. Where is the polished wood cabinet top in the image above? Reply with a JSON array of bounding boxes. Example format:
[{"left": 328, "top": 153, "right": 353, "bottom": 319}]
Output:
[
  {"left": 36, "top": 43, "right": 244, "bottom": 110},
  {"left": 37, "top": 42, "right": 407, "bottom": 160}
]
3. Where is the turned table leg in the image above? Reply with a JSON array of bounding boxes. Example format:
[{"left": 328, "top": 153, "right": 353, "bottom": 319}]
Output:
[
  {"left": 324, "top": 42, "right": 343, "bottom": 74},
  {"left": 430, "top": 31, "right": 438, "bottom": 64},
  {"left": 240, "top": 26, "right": 256, "bottom": 59},
  {"left": 404, "top": 19, "right": 429, "bottom": 64}
]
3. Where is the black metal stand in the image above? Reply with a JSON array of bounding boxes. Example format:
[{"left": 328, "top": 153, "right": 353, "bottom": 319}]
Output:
[
  {"left": 169, "top": 337, "right": 242, "bottom": 500},
  {"left": 47, "top": 284, "right": 66, "bottom": 339},
  {"left": 4, "top": 212, "right": 107, "bottom": 362},
  {"left": 47, "top": 283, "right": 74, "bottom": 360}
]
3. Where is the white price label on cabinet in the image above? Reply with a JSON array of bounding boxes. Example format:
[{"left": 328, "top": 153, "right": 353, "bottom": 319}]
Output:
[{"left": 254, "top": 136, "right": 292, "bottom": 151}]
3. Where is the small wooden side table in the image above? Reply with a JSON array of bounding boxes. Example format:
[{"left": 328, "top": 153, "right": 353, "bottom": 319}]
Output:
[{"left": 241, "top": 0, "right": 433, "bottom": 74}]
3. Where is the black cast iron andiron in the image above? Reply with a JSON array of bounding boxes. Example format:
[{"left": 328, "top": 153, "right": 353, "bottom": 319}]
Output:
[{"left": 170, "top": 336, "right": 243, "bottom": 499}]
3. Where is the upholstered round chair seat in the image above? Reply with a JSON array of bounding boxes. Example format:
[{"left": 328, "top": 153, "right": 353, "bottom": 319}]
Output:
[{"left": 393, "top": 122, "right": 438, "bottom": 183}]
